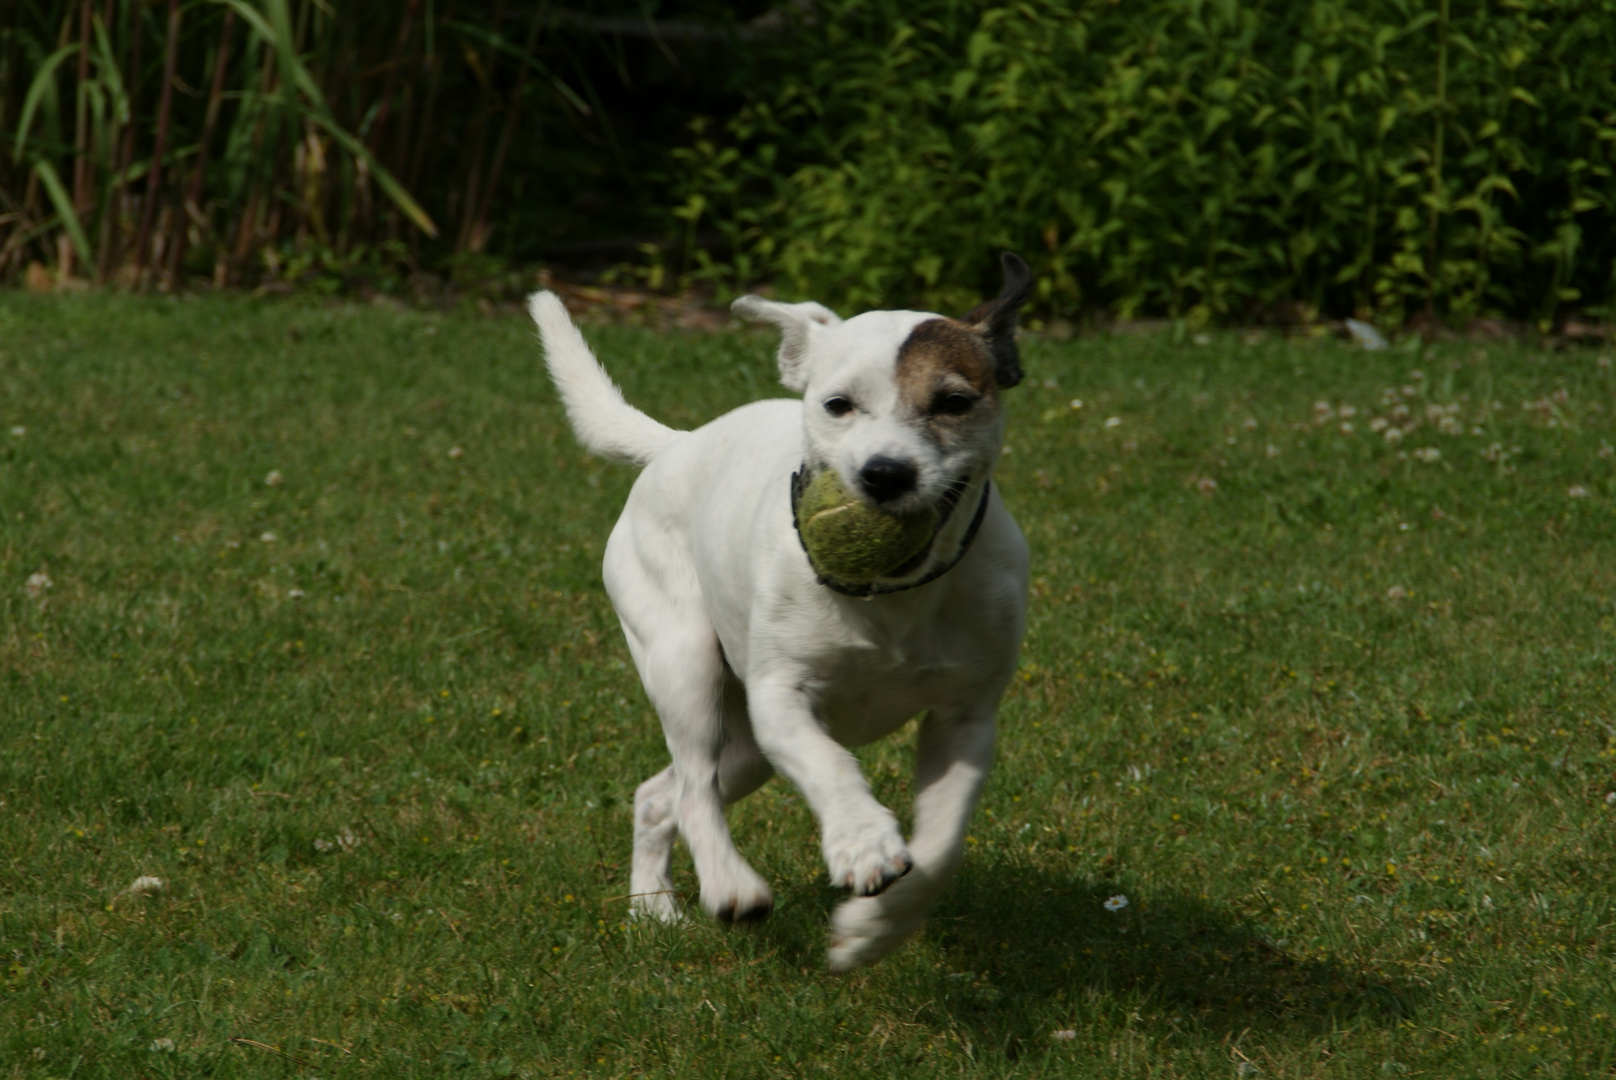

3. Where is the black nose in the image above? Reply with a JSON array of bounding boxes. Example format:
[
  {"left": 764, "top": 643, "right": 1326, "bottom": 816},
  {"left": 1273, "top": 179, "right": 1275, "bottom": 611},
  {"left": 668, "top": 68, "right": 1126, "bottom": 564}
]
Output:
[{"left": 859, "top": 457, "right": 918, "bottom": 503}]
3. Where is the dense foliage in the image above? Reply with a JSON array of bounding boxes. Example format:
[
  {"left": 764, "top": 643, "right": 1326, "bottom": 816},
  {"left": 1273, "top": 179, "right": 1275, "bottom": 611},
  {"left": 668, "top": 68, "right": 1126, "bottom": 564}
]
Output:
[
  {"left": 0, "top": 0, "right": 754, "bottom": 291},
  {"left": 678, "top": 0, "right": 1616, "bottom": 325},
  {"left": 5, "top": 0, "right": 1616, "bottom": 326}
]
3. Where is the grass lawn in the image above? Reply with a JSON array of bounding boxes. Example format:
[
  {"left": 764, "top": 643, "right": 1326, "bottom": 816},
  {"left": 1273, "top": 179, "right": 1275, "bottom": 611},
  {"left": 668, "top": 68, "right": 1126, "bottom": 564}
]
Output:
[{"left": 2, "top": 292, "right": 1614, "bottom": 1079}]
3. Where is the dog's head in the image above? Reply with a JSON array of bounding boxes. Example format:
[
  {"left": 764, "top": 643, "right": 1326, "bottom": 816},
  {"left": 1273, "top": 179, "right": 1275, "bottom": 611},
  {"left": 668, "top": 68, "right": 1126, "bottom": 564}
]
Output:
[{"left": 733, "top": 253, "right": 1032, "bottom": 517}]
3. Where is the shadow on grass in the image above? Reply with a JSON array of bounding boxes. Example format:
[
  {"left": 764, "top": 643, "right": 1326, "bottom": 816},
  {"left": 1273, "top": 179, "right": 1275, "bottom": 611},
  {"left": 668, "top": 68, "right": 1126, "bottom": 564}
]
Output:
[
  {"left": 907, "top": 863, "right": 1415, "bottom": 1054},
  {"left": 752, "top": 860, "right": 1414, "bottom": 1057}
]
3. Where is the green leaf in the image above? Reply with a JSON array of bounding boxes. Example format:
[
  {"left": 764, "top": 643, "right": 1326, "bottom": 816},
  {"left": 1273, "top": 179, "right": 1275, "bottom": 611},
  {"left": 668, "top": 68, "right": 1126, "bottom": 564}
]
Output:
[
  {"left": 13, "top": 43, "right": 81, "bottom": 160},
  {"left": 31, "top": 156, "right": 92, "bottom": 265}
]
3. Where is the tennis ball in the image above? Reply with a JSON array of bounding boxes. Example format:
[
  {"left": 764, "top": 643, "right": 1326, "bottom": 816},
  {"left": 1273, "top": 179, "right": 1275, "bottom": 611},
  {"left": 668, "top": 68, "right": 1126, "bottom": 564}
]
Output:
[{"left": 796, "top": 470, "right": 937, "bottom": 583}]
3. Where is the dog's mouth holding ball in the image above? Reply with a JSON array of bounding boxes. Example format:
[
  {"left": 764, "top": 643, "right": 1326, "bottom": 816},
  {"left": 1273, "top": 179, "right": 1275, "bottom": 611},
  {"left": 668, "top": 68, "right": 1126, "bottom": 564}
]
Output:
[{"left": 791, "top": 466, "right": 989, "bottom": 595}]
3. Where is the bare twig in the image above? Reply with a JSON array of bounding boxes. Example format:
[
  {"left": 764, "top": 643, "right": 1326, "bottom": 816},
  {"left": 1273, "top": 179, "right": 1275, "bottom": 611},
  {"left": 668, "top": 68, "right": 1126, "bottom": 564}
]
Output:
[{"left": 133, "top": 0, "right": 180, "bottom": 288}]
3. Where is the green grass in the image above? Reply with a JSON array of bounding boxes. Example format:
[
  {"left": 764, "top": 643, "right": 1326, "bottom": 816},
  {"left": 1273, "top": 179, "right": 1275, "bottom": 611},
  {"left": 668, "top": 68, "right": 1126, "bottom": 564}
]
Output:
[{"left": 2, "top": 293, "right": 1614, "bottom": 1079}]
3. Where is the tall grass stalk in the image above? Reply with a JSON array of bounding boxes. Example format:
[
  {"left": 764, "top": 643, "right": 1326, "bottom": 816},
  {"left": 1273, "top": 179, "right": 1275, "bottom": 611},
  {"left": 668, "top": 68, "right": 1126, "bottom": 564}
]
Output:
[{"left": 1, "top": 0, "right": 604, "bottom": 290}]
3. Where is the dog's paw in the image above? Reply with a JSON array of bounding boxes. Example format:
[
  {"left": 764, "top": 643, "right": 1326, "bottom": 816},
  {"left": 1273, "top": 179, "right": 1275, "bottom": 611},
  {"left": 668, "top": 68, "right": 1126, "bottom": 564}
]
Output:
[
  {"left": 629, "top": 889, "right": 684, "bottom": 924},
  {"left": 700, "top": 865, "right": 775, "bottom": 924},
  {"left": 827, "top": 895, "right": 924, "bottom": 972},
  {"left": 823, "top": 814, "right": 912, "bottom": 896}
]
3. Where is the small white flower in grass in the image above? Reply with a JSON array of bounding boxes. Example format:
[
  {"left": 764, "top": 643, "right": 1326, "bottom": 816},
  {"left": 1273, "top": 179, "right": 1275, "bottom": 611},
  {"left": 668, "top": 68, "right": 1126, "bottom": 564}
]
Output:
[
  {"left": 1104, "top": 416, "right": 1122, "bottom": 429},
  {"left": 1338, "top": 422, "right": 1354, "bottom": 435},
  {"left": 1369, "top": 417, "right": 1389, "bottom": 432},
  {"left": 1386, "top": 585, "right": 1408, "bottom": 601},
  {"left": 264, "top": 469, "right": 283, "bottom": 487},
  {"left": 1242, "top": 417, "right": 1258, "bottom": 430},
  {"left": 260, "top": 531, "right": 277, "bottom": 543},
  {"left": 1568, "top": 485, "right": 1591, "bottom": 499},
  {"left": 10, "top": 426, "right": 25, "bottom": 437},
  {"left": 149, "top": 1038, "right": 176, "bottom": 1053},
  {"left": 315, "top": 827, "right": 361, "bottom": 854},
  {"left": 1413, "top": 447, "right": 1441, "bottom": 463},
  {"left": 1338, "top": 404, "right": 1358, "bottom": 419},
  {"left": 1196, "top": 477, "right": 1218, "bottom": 494},
  {"left": 1265, "top": 444, "right": 1279, "bottom": 458},
  {"left": 1604, "top": 792, "right": 1615, "bottom": 806},
  {"left": 448, "top": 446, "right": 464, "bottom": 459},
  {"left": 1069, "top": 399, "right": 1084, "bottom": 411},
  {"left": 24, "top": 571, "right": 51, "bottom": 598},
  {"left": 1051, "top": 1029, "right": 1077, "bottom": 1041},
  {"left": 287, "top": 588, "right": 306, "bottom": 600},
  {"left": 1104, "top": 894, "right": 1129, "bottom": 912},
  {"left": 1384, "top": 427, "right": 1403, "bottom": 444},
  {"left": 125, "top": 875, "right": 165, "bottom": 897}
]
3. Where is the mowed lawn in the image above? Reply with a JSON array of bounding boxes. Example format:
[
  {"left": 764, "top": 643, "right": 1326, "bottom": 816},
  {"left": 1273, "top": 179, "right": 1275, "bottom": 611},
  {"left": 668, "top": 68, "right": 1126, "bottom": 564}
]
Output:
[{"left": 2, "top": 292, "right": 1614, "bottom": 1079}]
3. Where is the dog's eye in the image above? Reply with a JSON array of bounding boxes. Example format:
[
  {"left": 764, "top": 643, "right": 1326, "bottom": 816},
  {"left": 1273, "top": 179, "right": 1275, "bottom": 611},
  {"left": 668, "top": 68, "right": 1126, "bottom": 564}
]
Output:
[
  {"left": 933, "top": 392, "right": 976, "bottom": 416},
  {"left": 823, "top": 396, "right": 854, "bottom": 417}
]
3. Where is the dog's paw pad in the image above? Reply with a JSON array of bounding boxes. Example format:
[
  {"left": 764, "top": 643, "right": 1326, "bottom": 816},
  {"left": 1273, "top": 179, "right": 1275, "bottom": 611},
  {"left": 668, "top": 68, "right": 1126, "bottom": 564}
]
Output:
[{"left": 824, "top": 818, "right": 911, "bottom": 897}]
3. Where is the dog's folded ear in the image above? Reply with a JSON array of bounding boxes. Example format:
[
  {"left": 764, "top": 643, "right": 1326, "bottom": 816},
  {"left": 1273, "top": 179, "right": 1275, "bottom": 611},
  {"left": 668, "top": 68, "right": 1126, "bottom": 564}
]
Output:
[
  {"left": 963, "top": 252, "right": 1033, "bottom": 389},
  {"left": 731, "top": 296, "right": 843, "bottom": 393}
]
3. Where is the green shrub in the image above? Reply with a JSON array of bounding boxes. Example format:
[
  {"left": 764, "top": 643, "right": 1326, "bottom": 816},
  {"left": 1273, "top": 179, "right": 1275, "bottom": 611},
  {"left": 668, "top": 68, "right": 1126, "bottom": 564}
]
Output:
[{"left": 677, "top": 0, "right": 1616, "bottom": 326}]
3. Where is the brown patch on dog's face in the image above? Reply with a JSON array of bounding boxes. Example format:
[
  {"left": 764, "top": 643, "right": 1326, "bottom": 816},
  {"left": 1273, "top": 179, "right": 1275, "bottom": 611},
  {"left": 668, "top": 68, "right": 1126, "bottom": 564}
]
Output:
[{"left": 895, "top": 318, "right": 999, "bottom": 428}]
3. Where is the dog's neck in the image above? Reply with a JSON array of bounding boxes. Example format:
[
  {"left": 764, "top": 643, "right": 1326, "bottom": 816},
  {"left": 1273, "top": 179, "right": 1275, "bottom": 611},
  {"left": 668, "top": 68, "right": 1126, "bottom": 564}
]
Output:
[{"left": 790, "top": 468, "right": 993, "bottom": 599}]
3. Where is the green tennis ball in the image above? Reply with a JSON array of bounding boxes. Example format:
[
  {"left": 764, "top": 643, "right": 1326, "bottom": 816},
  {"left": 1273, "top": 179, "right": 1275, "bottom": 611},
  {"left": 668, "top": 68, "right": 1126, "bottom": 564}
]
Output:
[{"left": 797, "top": 470, "right": 938, "bottom": 583}]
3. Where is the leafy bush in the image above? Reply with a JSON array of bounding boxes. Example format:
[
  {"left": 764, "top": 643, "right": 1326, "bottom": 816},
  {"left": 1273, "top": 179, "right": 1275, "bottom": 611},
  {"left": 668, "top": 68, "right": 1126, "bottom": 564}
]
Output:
[{"left": 677, "top": 0, "right": 1616, "bottom": 326}]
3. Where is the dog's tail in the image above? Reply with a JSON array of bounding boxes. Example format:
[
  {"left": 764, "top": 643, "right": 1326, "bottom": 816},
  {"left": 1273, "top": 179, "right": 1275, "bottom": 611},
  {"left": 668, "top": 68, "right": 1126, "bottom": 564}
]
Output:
[{"left": 529, "top": 291, "right": 683, "bottom": 467}]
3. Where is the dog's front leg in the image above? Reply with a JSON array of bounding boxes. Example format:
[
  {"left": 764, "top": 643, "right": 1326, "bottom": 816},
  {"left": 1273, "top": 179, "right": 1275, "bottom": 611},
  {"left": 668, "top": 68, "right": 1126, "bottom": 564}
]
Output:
[
  {"left": 827, "top": 708, "right": 996, "bottom": 972},
  {"left": 748, "top": 676, "right": 914, "bottom": 897}
]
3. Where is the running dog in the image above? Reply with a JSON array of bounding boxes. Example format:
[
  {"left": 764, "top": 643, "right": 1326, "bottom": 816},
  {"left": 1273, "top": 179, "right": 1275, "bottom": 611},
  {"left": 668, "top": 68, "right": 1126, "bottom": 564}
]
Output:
[{"left": 528, "top": 253, "right": 1031, "bottom": 970}]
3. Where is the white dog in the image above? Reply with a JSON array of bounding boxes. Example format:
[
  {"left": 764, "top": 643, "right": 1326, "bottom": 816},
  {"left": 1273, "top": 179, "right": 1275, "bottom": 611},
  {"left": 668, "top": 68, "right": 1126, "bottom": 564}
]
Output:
[{"left": 529, "top": 253, "right": 1032, "bottom": 970}]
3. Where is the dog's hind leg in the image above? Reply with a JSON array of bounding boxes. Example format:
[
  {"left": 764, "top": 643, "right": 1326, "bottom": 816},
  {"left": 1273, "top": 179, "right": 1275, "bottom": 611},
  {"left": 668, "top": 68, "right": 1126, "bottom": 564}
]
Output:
[
  {"left": 629, "top": 678, "right": 772, "bottom": 923},
  {"left": 617, "top": 603, "right": 774, "bottom": 924},
  {"left": 630, "top": 765, "right": 680, "bottom": 921}
]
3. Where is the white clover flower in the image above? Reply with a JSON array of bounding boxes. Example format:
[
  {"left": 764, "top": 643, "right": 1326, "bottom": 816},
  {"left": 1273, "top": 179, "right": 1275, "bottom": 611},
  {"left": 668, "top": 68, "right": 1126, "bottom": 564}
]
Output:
[
  {"left": 149, "top": 1038, "right": 176, "bottom": 1053},
  {"left": 1569, "top": 485, "right": 1591, "bottom": 499},
  {"left": 287, "top": 588, "right": 306, "bottom": 600},
  {"left": 1196, "top": 477, "right": 1218, "bottom": 494},
  {"left": 1051, "top": 1029, "right": 1077, "bottom": 1041},
  {"left": 10, "top": 426, "right": 25, "bottom": 437},
  {"left": 1338, "top": 422, "right": 1354, "bottom": 435},
  {"left": 1103, "top": 894, "right": 1129, "bottom": 912},
  {"left": 24, "top": 571, "right": 51, "bottom": 598},
  {"left": 264, "top": 469, "right": 283, "bottom": 487},
  {"left": 1383, "top": 427, "right": 1404, "bottom": 444},
  {"left": 1242, "top": 417, "right": 1258, "bottom": 430},
  {"left": 1069, "top": 399, "right": 1084, "bottom": 411},
  {"left": 1413, "top": 447, "right": 1441, "bottom": 463},
  {"left": 448, "top": 446, "right": 464, "bottom": 459},
  {"left": 1386, "top": 585, "right": 1409, "bottom": 600},
  {"left": 125, "top": 875, "right": 165, "bottom": 897},
  {"left": 260, "top": 531, "right": 277, "bottom": 543},
  {"left": 1104, "top": 416, "right": 1122, "bottom": 429},
  {"left": 1605, "top": 792, "right": 1615, "bottom": 806}
]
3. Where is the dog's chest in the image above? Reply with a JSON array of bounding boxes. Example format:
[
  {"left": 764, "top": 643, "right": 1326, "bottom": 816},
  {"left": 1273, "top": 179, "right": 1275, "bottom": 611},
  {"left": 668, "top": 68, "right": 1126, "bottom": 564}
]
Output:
[{"left": 803, "top": 628, "right": 992, "bottom": 747}]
